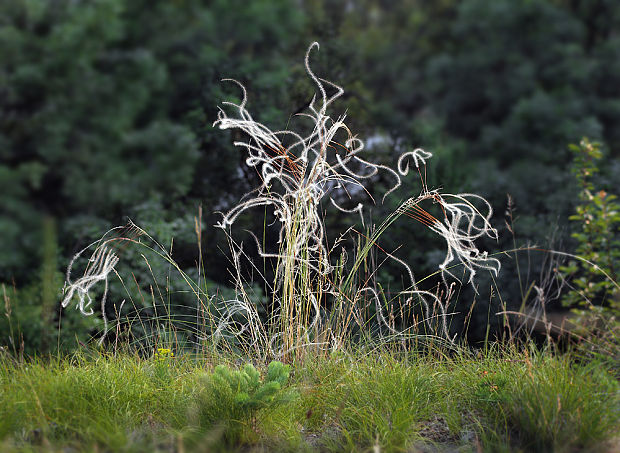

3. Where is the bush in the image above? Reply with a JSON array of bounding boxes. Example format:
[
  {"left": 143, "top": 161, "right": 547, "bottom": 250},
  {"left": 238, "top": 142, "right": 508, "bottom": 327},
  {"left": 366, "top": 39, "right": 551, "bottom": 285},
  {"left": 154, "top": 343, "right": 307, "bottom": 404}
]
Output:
[{"left": 560, "top": 139, "right": 619, "bottom": 325}]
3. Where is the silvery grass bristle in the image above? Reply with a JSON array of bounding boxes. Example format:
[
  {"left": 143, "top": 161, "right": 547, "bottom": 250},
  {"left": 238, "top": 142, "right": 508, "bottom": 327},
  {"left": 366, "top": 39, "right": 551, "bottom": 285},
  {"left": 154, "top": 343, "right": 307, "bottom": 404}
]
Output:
[
  {"left": 61, "top": 230, "right": 122, "bottom": 345},
  {"left": 212, "top": 41, "right": 500, "bottom": 355},
  {"left": 60, "top": 221, "right": 208, "bottom": 346},
  {"left": 61, "top": 43, "right": 500, "bottom": 353}
]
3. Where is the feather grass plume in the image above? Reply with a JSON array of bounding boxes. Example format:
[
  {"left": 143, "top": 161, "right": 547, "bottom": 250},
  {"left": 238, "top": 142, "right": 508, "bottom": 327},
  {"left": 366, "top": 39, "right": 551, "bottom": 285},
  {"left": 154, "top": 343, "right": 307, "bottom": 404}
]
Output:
[
  {"left": 61, "top": 43, "right": 500, "bottom": 358},
  {"left": 212, "top": 42, "right": 500, "bottom": 358}
]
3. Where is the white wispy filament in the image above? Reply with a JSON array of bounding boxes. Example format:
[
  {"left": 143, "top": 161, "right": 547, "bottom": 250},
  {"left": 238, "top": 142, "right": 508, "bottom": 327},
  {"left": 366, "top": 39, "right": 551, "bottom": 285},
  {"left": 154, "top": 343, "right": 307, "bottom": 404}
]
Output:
[
  {"left": 213, "top": 42, "right": 500, "bottom": 353},
  {"left": 61, "top": 241, "right": 119, "bottom": 343},
  {"left": 61, "top": 42, "right": 500, "bottom": 355}
]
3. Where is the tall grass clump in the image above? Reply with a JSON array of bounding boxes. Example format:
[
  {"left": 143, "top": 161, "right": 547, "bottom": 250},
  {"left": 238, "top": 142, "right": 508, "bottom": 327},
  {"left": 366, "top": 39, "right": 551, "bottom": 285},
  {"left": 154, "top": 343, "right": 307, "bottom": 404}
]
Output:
[
  {"left": 466, "top": 349, "right": 619, "bottom": 451},
  {"left": 59, "top": 42, "right": 500, "bottom": 361},
  {"left": 208, "top": 42, "right": 499, "bottom": 360}
]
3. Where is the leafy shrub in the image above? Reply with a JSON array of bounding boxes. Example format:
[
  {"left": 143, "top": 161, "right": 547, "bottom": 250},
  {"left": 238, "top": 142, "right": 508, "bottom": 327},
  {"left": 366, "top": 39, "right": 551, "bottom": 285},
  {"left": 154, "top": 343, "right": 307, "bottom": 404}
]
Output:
[
  {"left": 560, "top": 139, "right": 619, "bottom": 335},
  {"left": 559, "top": 138, "right": 619, "bottom": 371}
]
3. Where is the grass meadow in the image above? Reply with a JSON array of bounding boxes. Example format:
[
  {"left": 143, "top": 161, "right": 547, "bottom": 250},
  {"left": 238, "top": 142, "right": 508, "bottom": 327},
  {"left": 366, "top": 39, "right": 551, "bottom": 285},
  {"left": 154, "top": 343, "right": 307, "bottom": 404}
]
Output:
[{"left": 1, "top": 345, "right": 619, "bottom": 452}]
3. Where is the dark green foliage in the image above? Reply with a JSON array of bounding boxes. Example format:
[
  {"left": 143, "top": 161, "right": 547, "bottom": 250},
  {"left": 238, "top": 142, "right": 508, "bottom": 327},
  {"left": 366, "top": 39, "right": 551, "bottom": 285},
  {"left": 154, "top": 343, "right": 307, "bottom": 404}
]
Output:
[
  {"left": 0, "top": 0, "right": 200, "bottom": 283},
  {"left": 0, "top": 274, "right": 102, "bottom": 357},
  {"left": 0, "top": 216, "right": 100, "bottom": 356},
  {"left": 421, "top": 0, "right": 620, "bottom": 237}
]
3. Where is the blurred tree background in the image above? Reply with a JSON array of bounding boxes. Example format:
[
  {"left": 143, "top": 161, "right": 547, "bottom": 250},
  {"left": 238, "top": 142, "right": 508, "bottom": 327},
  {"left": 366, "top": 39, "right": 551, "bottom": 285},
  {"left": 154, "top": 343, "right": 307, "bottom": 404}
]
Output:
[{"left": 1, "top": 0, "right": 619, "bottom": 352}]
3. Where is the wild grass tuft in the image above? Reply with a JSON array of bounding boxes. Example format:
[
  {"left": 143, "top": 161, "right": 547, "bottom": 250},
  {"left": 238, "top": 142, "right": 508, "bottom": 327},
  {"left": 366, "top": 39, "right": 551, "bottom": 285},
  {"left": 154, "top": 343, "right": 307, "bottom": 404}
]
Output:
[{"left": 58, "top": 43, "right": 502, "bottom": 362}]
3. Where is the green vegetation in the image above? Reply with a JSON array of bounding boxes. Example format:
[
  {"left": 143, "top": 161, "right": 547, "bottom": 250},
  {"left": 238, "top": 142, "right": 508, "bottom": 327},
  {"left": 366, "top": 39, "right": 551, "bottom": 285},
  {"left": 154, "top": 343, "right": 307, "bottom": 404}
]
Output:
[
  {"left": 3, "top": 0, "right": 620, "bottom": 349},
  {"left": 193, "top": 360, "right": 297, "bottom": 444},
  {"left": 561, "top": 139, "right": 620, "bottom": 318},
  {"left": 2, "top": 2, "right": 620, "bottom": 452},
  {"left": 0, "top": 347, "right": 617, "bottom": 452}
]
